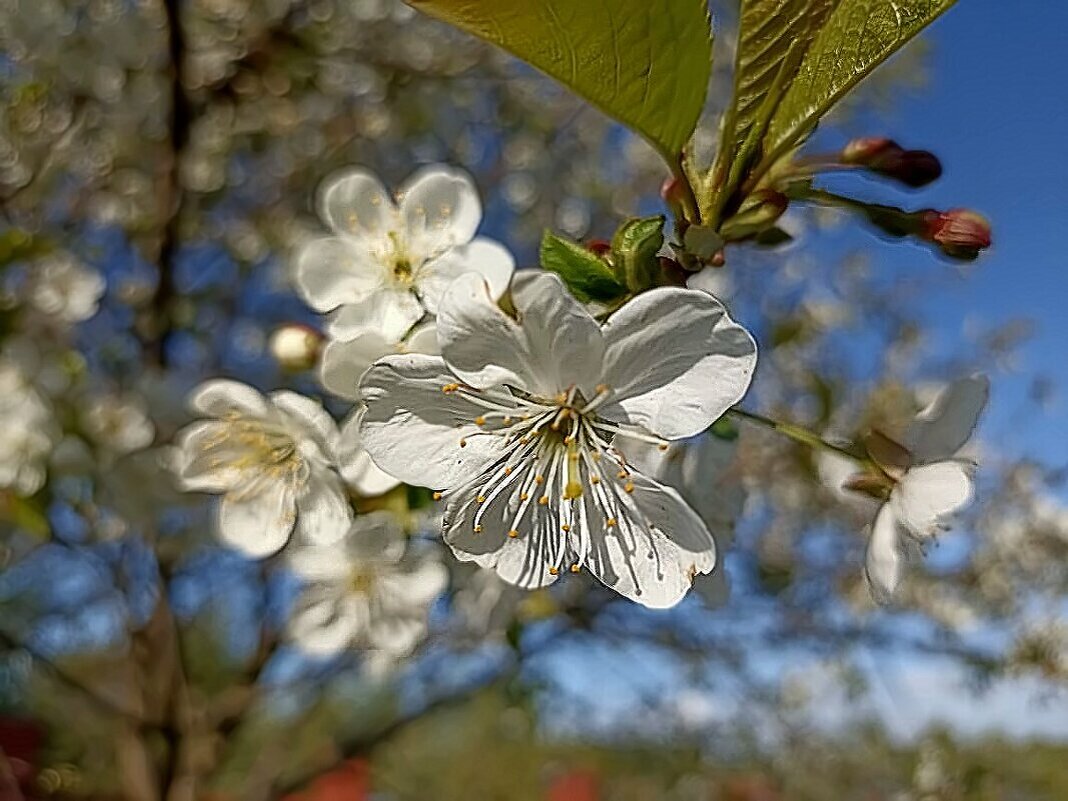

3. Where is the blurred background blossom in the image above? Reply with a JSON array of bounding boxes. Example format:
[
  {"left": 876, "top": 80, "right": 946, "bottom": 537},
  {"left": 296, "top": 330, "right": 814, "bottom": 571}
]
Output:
[{"left": 0, "top": 0, "right": 1066, "bottom": 800}]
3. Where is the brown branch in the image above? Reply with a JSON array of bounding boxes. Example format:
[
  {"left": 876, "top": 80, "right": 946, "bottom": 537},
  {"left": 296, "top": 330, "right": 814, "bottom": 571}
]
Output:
[
  {"left": 149, "top": 0, "right": 193, "bottom": 368},
  {"left": 0, "top": 628, "right": 158, "bottom": 729}
]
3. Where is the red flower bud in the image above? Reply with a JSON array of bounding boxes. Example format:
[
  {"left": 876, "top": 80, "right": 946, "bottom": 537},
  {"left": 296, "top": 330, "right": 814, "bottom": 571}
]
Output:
[
  {"left": 841, "top": 137, "right": 899, "bottom": 165},
  {"left": 919, "top": 208, "right": 992, "bottom": 260},
  {"left": 584, "top": 238, "right": 611, "bottom": 256},
  {"left": 842, "top": 137, "right": 942, "bottom": 187},
  {"left": 660, "top": 176, "right": 684, "bottom": 205}
]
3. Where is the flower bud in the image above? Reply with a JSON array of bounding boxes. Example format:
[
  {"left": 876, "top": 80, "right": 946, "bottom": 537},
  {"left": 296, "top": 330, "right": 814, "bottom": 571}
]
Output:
[
  {"left": 842, "top": 137, "right": 942, "bottom": 187},
  {"left": 919, "top": 208, "right": 992, "bottom": 260},
  {"left": 841, "top": 137, "right": 898, "bottom": 165},
  {"left": 584, "top": 238, "right": 611, "bottom": 257},
  {"left": 719, "top": 189, "right": 788, "bottom": 241},
  {"left": 268, "top": 323, "right": 322, "bottom": 371}
]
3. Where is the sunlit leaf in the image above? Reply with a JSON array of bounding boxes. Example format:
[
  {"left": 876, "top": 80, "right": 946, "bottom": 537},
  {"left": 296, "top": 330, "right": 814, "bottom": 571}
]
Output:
[
  {"left": 763, "top": 0, "right": 957, "bottom": 158},
  {"left": 713, "top": 0, "right": 835, "bottom": 199},
  {"left": 406, "top": 0, "right": 712, "bottom": 159},
  {"left": 540, "top": 231, "right": 626, "bottom": 303}
]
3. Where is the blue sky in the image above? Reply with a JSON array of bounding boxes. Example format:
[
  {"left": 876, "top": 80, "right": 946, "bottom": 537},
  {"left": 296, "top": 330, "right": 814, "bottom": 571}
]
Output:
[{"left": 880, "top": 0, "right": 1068, "bottom": 463}]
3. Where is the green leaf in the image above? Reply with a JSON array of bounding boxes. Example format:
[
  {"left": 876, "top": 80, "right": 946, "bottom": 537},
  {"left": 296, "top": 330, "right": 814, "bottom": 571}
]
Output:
[
  {"left": 406, "top": 0, "right": 712, "bottom": 159},
  {"left": 539, "top": 231, "right": 626, "bottom": 303},
  {"left": 716, "top": 1, "right": 835, "bottom": 179},
  {"left": 611, "top": 215, "right": 665, "bottom": 292},
  {"left": 763, "top": 0, "right": 956, "bottom": 158}
]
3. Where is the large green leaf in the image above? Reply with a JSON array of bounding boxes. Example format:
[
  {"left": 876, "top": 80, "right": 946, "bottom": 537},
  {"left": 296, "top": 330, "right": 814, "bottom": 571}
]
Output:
[
  {"left": 723, "top": 0, "right": 835, "bottom": 168},
  {"left": 763, "top": 0, "right": 956, "bottom": 158},
  {"left": 407, "top": 0, "right": 712, "bottom": 159}
]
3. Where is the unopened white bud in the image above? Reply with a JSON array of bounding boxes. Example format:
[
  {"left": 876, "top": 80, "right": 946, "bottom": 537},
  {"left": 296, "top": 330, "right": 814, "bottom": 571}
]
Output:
[{"left": 269, "top": 324, "right": 321, "bottom": 371}]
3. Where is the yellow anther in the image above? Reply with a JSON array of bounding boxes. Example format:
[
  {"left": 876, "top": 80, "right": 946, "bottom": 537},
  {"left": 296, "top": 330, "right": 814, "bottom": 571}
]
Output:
[
  {"left": 590, "top": 475, "right": 601, "bottom": 484},
  {"left": 503, "top": 416, "right": 513, "bottom": 425},
  {"left": 535, "top": 475, "right": 545, "bottom": 485},
  {"left": 617, "top": 470, "right": 628, "bottom": 479},
  {"left": 658, "top": 443, "right": 669, "bottom": 452},
  {"left": 459, "top": 438, "right": 468, "bottom": 448},
  {"left": 473, "top": 524, "right": 483, "bottom": 533},
  {"left": 520, "top": 492, "right": 529, "bottom": 501},
  {"left": 508, "top": 529, "right": 519, "bottom": 538},
  {"left": 441, "top": 383, "right": 460, "bottom": 393},
  {"left": 538, "top": 495, "right": 549, "bottom": 506},
  {"left": 570, "top": 564, "right": 581, "bottom": 573},
  {"left": 474, "top": 416, "right": 486, "bottom": 426},
  {"left": 477, "top": 495, "right": 487, "bottom": 503},
  {"left": 624, "top": 482, "right": 634, "bottom": 493},
  {"left": 503, "top": 466, "right": 513, "bottom": 476},
  {"left": 606, "top": 517, "right": 618, "bottom": 528},
  {"left": 432, "top": 491, "right": 443, "bottom": 501},
  {"left": 548, "top": 566, "right": 560, "bottom": 575},
  {"left": 595, "top": 383, "right": 609, "bottom": 394},
  {"left": 561, "top": 524, "right": 571, "bottom": 532}
]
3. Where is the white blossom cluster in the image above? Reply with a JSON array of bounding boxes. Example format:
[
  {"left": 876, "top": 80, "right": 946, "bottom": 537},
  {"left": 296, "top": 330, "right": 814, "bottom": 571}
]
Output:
[{"left": 169, "top": 162, "right": 990, "bottom": 665}]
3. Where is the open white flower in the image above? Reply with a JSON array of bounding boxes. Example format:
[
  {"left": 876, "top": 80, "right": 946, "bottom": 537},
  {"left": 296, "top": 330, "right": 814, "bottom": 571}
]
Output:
[
  {"left": 0, "top": 360, "right": 58, "bottom": 496},
  {"left": 30, "top": 252, "right": 106, "bottom": 323},
  {"left": 358, "top": 271, "right": 757, "bottom": 608},
  {"left": 172, "top": 380, "right": 352, "bottom": 557},
  {"left": 287, "top": 511, "right": 448, "bottom": 657},
  {"left": 294, "top": 165, "right": 514, "bottom": 341},
  {"left": 824, "top": 375, "right": 989, "bottom": 602},
  {"left": 83, "top": 393, "right": 155, "bottom": 455}
]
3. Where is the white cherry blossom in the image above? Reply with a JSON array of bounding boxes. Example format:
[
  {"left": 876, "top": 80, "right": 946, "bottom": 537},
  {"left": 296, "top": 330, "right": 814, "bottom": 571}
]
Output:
[
  {"left": 823, "top": 375, "right": 988, "bottom": 602},
  {"left": 287, "top": 511, "right": 448, "bottom": 658},
  {"left": 29, "top": 252, "right": 106, "bottom": 323},
  {"left": 358, "top": 271, "right": 757, "bottom": 608},
  {"left": 293, "top": 165, "right": 514, "bottom": 341},
  {"left": 83, "top": 393, "right": 155, "bottom": 454},
  {"left": 172, "top": 380, "right": 352, "bottom": 557},
  {"left": 0, "top": 360, "right": 59, "bottom": 496}
]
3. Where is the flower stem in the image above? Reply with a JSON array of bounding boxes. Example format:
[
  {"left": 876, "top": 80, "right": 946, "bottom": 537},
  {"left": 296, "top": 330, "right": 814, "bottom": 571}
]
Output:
[{"left": 727, "top": 407, "right": 863, "bottom": 462}]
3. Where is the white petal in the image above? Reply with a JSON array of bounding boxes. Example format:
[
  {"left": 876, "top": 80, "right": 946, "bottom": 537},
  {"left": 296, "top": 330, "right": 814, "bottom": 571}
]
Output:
[
  {"left": 289, "top": 589, "right": 361, "bottom": 656},
  {"left": 906, "top": 374, "right": 989, "bottom": 462},
  {"left": 217, "top": 482, "right": 295, "bottom": 558},
  {"left": 326, "top": 288, "right": 424, "bottom": 342},
  {"left": 416, "top": 238, "right": 515, "bottom": 313},
  {"left": 367, "top": 616, "right": 426, "bottom": 657},
  {"left": 172, "top": 421, "right": 242, "bottom": 492},
  {"left": 293, "top": 237, "right": 385, "bottom": 312},
  {"left": 404, "top": 321, "right": 441, "bottom": 356},
  {"left": 268, "top": 390, "right": 339, "bottom": 457},
  {"left": 891, "top": 461, "right": 975, "bottom": 539},
  {"left": 443, "top": 484, "right": 564, "bottom": 590},
  {"left": 188, "top": 379, "right": 268, "bottom": 419},
  {"left": 337, "top": 409, "right": 401, "bottom": 496},
  {"left": 296, "top": 468, "right": 352, "bottom": 545},
  {"left": 391, "top": 560, "right": 449, "bottom": 605},
  {"left": 579, "top": 472, "right": 715, "bottom": 609},
  {"left": 319, "top": 332, "right": 393, "bottom": 401},
  {"left": 346, "top": 510, "right": 408, "bottom": 562},
  {"left": 359, "top": 354, "right": 512, "bottom": 489},
  {"left": 287, "top": 539, "right": 351, "bottom": 582},
  {"left": 317, "top": 167, "right": 396, "bottom": 242},
  {"left": 865, "top": 503, "right": 904, "bottom": 603},
  {"left": 398, "top": 165, "right": 481, "bottom": 261},
  {"left": 600, "top": 288, "right": 757, "bottom": 439},
  {"left": 437, "top": 270, "right": 604, "bottom": 397}
]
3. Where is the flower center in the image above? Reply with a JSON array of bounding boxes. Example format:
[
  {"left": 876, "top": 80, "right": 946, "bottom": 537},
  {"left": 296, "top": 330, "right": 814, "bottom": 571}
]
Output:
[
  {"left": 439, "top": 382, "right": 672, "bottom": 578},
  {"left": 203, "top": 415, "right": 308, "bottom": 496},
  {"left": 349, "top": 566, "right": 376, "bottom": 595}
]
